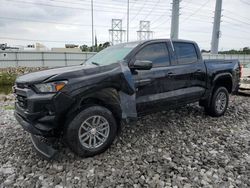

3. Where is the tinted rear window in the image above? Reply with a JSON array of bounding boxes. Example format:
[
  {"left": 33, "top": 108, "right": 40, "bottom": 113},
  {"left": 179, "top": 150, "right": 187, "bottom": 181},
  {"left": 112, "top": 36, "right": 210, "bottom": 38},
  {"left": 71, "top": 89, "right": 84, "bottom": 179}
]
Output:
[{"left": 173, "top": 42, "right": 198, "bottom": 64}]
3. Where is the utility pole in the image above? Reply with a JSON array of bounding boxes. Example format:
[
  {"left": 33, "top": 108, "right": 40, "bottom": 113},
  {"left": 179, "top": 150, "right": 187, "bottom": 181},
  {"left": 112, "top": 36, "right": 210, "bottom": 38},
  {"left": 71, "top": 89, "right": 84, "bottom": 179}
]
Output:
[
  {"left": 170, "top": 0, "right": 180, "bottom": 40},
  {"left": 211, "top": 0, "right": 222, "bottom": 54},
  {"left": 91, "top": 0, "right": 94, "bottom": 50},
  {"left": 127, "top": 0, "right": 129, "bottom": 42}
]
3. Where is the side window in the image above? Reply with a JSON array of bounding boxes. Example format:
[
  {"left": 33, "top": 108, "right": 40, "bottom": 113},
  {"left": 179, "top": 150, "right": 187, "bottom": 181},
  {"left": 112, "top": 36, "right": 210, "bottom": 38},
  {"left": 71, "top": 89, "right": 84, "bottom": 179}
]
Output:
[
  {"left": 173, "top": 42, "right": 198, "bottom": 64},
  {"left": 135, "top": 43, "right": 170, "bottom": 67}
]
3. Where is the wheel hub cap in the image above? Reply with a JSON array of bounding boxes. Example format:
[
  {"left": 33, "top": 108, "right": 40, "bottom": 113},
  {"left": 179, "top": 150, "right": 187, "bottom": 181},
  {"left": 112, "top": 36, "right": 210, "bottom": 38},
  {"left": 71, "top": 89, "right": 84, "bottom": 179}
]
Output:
[
  {"left": 90, "top": 128, "right": 97, "bottom": 135},
  {"left": 78, "top": 115, "right": 110, "bottom": 149},
  {"left": 215, "top": 91, "right": 227, "bottom": 113}
]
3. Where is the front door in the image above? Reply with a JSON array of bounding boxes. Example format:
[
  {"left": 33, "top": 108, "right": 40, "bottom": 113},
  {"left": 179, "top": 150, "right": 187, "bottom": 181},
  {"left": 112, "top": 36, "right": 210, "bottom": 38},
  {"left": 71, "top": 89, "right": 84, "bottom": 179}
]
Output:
[{"left": 131, "top": 42, "right": 177, "bottom": 115}]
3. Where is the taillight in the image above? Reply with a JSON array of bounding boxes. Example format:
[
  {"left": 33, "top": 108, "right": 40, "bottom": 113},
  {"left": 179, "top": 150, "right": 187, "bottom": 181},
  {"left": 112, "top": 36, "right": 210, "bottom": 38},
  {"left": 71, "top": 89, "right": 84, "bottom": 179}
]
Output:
[{"left": 240, "top": 64, "right": 243, "bottom": 78}]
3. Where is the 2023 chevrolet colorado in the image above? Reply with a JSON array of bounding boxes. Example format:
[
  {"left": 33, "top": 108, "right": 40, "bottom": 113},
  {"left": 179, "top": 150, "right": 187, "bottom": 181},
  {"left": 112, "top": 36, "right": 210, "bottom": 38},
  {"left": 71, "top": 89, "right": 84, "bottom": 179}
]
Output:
[{"left": 14, "top": 39, "right": 241, "bottom": 159}]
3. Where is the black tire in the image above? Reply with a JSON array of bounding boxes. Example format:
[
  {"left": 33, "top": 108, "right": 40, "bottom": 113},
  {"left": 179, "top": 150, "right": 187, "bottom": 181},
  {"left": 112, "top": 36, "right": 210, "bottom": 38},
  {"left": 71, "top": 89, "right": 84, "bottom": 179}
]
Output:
[
  {"left": 205, "top": 86, "right": 229, "bottom": 117},
  {"left": 64, "top": 105, "right": 117, "bottom": 157}
]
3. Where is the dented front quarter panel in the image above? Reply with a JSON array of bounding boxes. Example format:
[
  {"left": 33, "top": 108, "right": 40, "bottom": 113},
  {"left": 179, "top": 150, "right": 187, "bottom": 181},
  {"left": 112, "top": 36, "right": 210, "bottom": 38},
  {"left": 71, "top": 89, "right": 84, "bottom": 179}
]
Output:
[{"left": 46, "top": 62, "right": 138, "bottom": 121}]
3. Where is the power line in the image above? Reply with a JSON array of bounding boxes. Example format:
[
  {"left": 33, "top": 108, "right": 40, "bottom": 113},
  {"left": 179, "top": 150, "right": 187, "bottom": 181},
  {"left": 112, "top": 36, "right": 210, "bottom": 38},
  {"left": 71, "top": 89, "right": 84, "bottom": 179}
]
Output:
[
  {"left": 224, "top": 9, "right": 250, "bottom": 22},
  {"left": 0, "top": 36, "right": 106, "bottom": 43},
  {"left": 222, "top": 20, "right": 250, "bottom": 29},
  {"left": 151, "top": 17, "right": 171, "bottom": 29},
  {"left": 223, "top": 15, "right": 250, "bottom": 27},
  {"left": 239, "top": 0, "right": 250, "bottom": 6},
  {"left": 1, "top": 0, "right": 171, "bottom": 16},
  {"left": 50, "top": 0, "right": 171, "bottom": 12},
  {"left": 129, "top": 0, "right": 150, "bottom": 23},
  {"left": 181, "top": 0, "right": 211, "bottom": 22},
  {"left": 0, "top": 16, "right": 109, "bottom": 28},
  {"left": 142, "top": 0, "right": 162, "bottom": 21},
  {"left": 221, "top": 21, "right": 250, "bottom": 33},
  {"left": 222, "top": 34, "right": 250, "bottom": 41}
]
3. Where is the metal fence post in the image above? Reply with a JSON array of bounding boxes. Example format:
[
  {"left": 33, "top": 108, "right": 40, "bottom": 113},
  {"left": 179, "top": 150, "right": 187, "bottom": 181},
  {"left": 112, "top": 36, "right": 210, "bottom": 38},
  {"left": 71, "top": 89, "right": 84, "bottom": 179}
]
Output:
[
  {"left": 243, "top": 54, "right": 246, "bottom": 67},
  {"left": 15, "top": 52, "right": 18, "bottom": 67},
  {"left": 42, "top": 52, "right": 45, "bottom": 67},
  {"left": 65, "top": 52, "right": 68, "bottom": 66}
]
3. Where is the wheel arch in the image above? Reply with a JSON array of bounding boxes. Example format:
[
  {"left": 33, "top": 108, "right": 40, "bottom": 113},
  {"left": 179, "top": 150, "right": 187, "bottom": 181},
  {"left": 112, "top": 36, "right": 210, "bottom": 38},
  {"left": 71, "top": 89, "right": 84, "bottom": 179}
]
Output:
[
  {"left": 66, "top": 88, "right": 122, "bottom": 132},
  {"left": 200, "top": 73, "right": 232, "bottom": 108},
  {"left": 213, "top": 73, "right": 233, "bottom": 93}
]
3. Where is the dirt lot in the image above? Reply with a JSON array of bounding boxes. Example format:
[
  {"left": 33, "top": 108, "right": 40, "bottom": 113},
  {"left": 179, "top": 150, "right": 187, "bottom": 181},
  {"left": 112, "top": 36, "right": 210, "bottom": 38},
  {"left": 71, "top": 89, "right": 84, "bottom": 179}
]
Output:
[{"left": 0, "top": 95, "right": 250, "bottom": 188}]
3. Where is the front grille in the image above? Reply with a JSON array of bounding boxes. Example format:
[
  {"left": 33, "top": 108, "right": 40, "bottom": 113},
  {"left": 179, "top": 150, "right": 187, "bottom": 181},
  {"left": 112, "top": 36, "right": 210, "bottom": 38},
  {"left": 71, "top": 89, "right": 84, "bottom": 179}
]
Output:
[
  {"left": 16, "top": 95, "right": 27, "bottom": 109},
  {"left": 16, "top": 83, "right": 28, "bottom": 89}
]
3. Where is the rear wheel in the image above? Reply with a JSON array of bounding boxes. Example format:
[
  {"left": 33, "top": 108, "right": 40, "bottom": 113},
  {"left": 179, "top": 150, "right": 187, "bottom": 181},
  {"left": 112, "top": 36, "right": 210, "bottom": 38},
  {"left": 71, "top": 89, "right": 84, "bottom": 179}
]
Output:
[
  {"left": 64, "top": 106, "right": 117, "bottom": 157},
  {"left": 205, "top": 86, "right": 229, "bottom": 117}
]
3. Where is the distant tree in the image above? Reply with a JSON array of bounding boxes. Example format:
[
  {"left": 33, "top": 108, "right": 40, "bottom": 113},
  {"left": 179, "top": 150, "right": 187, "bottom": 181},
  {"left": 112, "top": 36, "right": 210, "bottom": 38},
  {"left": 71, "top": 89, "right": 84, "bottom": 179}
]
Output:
[
  {"left": 80, "top": 42, "right": 111, "bottom": 52},
  {"left": 243, "top": 47, "right": 250, "bottom": 53},
  {"left": 102, "top": 42, "right": 111, "bottom": 49},
  {"left": 201, "top": 49, "right": 210, "bottom": 53},
  {"left": 219, "top": 47, "right": 250, "bottom": 54},
  {"left": 80, "top": 44, "right": 89, "bottom": 52}
]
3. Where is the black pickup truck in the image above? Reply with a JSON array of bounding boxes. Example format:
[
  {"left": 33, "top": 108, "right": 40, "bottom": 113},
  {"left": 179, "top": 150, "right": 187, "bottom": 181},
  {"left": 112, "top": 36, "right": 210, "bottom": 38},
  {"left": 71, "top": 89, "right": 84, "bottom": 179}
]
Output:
[{"left": 14, "top": 39, "right": 241, "bottom": 159}]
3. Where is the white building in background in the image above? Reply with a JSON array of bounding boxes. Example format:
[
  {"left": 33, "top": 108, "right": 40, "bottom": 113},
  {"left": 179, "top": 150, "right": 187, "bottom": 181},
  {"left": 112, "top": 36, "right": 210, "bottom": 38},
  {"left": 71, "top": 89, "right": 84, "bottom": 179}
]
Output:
[
  {"left": 0, "top": 43, "right": 82, "bottom": 52},
  {"left": 22, "top": 43, "right": 49, "bottom": 51},
  {"left": 51, "top": 48, "right": 81, "bottom": 53},
  {"left": 0, "top": 43, "right": 49, "bottom": 51},
  {"left": 51, "top": 44, "right": 81, "bottom": 53}
]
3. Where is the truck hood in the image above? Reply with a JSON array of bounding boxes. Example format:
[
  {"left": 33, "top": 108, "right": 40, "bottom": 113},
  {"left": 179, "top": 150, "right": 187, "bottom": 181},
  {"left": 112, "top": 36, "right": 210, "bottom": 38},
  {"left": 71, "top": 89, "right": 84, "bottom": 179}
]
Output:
[{"left": 15, "top": 64, "right": 98, "bottom": 84}]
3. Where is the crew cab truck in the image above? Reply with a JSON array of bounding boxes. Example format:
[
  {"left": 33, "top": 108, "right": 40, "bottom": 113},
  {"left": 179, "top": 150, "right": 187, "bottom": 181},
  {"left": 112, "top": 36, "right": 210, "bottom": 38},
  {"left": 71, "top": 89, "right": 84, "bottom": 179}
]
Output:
[{"left": 14, "top": 39, "right": 241, "bottom": 159}]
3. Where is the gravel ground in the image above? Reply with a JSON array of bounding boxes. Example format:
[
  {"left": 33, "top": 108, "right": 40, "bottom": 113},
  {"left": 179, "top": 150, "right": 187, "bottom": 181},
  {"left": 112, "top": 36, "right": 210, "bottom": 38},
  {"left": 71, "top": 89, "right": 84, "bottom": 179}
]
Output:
[{"left": 0, "top": 95, "right": 250, "bottom": 188}]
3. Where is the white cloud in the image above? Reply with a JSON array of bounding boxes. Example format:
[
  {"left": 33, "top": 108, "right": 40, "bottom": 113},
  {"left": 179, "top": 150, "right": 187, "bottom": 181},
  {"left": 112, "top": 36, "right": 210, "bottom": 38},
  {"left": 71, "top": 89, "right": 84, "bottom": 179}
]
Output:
[{"left": 0, "top": 0, "right": 249, "bottom": 50}]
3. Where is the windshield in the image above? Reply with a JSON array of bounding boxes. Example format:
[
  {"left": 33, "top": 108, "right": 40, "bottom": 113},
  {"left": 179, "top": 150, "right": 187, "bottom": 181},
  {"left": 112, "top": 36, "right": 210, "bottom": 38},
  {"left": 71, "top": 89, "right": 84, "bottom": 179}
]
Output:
[{"left": 85, "top": 42, "right": 139, "bottom": 66}]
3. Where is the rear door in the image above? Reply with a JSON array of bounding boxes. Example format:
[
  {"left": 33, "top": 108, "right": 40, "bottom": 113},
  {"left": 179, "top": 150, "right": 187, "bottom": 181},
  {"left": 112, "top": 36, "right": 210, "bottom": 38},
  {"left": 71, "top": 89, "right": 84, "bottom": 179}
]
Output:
[{"left": 172, "top": 42, "right": 207, "bottom": 103}]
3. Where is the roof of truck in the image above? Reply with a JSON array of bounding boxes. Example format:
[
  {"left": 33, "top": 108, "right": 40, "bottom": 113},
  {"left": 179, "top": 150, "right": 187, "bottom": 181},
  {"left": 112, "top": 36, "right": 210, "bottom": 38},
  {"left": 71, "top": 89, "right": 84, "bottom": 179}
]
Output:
[
  {"left": 120, "top": 39, "right": 196, "bottom": 45},
  {"left": 115, "top": 39, "right": 197, "bottom": 48}
]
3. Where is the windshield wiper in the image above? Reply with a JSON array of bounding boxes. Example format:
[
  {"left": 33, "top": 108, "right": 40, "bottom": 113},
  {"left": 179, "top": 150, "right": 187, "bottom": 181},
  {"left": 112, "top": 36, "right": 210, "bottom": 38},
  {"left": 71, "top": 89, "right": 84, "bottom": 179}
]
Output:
[{"left": 91, "top": 62, "right": 100, "bottom": 66}]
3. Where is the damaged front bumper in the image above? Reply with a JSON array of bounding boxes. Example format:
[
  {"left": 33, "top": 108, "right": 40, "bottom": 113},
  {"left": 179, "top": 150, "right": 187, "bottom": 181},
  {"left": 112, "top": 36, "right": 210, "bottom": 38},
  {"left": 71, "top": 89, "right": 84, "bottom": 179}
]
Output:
[
  {"left": 30, "top": 134, "right": 58, "bottom": 160},
  {"left": 14, "top": 85, "right": 74, "bottom": 159},
  {"left": 14, "top": 62, "right": 138, "bottom": 159},
  {"left": 14, "top": 85, "right": 74, "bottom": 137}
]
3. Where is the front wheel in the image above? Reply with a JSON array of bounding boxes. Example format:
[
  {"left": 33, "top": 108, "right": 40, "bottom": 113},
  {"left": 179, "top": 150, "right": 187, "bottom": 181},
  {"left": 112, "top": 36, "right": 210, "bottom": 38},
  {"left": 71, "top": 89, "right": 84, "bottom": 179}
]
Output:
[
  {"left": 205, "top": 86, "right": 229, "bottom": 117},
  {"left": 64, "top": 106, "right": 117, "bottom": 157}
]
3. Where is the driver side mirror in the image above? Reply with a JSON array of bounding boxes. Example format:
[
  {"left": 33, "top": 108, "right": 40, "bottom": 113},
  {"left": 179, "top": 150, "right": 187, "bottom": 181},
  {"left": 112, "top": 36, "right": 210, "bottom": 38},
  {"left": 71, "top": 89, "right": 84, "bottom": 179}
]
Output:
[{"left": 132, "top": 60, "right": 153, "bottom": 70}]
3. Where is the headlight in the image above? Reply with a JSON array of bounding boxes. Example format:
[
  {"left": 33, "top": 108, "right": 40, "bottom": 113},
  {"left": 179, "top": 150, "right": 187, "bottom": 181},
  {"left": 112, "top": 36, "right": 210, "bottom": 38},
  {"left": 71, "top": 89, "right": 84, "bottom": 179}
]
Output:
[{"left": 34, "top": 81, "right": 67, "bottom": 93}]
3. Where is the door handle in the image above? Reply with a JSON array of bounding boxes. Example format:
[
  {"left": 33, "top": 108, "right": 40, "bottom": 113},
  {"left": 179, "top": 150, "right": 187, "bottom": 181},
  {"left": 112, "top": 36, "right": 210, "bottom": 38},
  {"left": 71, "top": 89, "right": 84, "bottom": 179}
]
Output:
[
  {"left": 167, "top": 72, "right": 175, "bottom": 77},
  {"left": 195, "top": 69, "right": 202, "bottom": 72},
  {"left": 136, "top": 79, "right": 152, "bottom": 86}
]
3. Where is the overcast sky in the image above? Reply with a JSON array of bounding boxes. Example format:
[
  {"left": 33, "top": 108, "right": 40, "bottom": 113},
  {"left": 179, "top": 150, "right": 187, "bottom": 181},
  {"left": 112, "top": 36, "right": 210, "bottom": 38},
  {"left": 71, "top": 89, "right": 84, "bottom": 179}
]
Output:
[{"left": 0, "top": 0, "right": 249, "bottom": 50}]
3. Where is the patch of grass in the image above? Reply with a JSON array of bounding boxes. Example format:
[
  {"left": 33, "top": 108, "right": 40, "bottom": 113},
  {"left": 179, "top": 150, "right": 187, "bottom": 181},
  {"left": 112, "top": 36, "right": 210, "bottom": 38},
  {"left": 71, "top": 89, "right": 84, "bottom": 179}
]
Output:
[
  {"left": 4, "top": 106, "right": 15, "bottom": 110},
  {"left": 0, "top": 85, "right": 13, "bottom": 94},
  {"left": 0, "top": 72, "right": 17, "bottom": 86}
]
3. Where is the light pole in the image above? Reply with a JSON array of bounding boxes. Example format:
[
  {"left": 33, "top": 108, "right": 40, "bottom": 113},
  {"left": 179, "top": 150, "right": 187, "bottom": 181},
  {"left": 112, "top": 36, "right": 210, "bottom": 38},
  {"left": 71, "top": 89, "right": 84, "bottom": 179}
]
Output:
[
  {"left": 91, "top": 0, "right": 94, "bottom": 50},
  {"left": 170, "top": 0, "right": 180, "bottom": 40},
  {"left": 211, "top": 0, "right": 222, "bottom": 54},
  {"left": 127, "top": 0, "right": 129, "bottom": 42}
]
